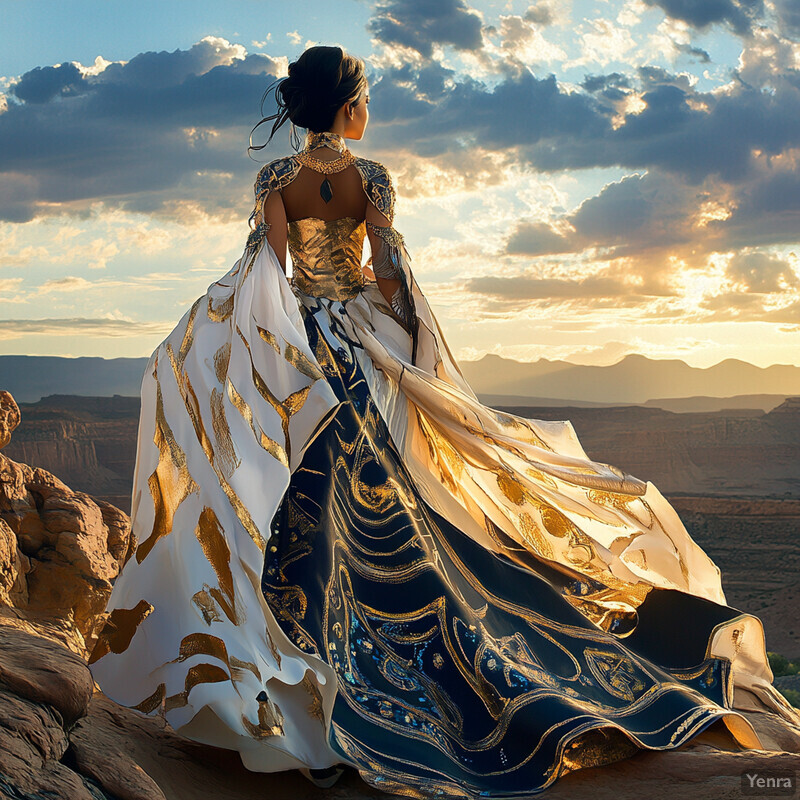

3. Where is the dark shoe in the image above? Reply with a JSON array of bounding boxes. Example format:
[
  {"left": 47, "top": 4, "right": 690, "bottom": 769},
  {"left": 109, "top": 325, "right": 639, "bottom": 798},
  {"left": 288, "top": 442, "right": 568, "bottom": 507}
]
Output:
[{"left": 299, "top": 765, "right": 346, "bottom": 788}]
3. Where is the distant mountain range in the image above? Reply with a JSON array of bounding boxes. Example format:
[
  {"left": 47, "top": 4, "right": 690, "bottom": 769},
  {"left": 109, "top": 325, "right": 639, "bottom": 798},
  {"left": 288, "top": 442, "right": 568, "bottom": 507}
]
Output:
[
  {"left": 0, "top": 356, "right": 149, "bottom": 403},
  {"left": 460, "top": 353, "right": 800, "bottom": 405},
  {"left": 2, "top": 353, "right": 800, "bottom": 408}
]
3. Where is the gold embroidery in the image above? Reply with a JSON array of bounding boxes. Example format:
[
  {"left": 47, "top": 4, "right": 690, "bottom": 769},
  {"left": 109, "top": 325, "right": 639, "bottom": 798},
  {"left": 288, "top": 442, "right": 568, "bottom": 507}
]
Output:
[
  {"left": 584, "top": 648, "right": 646, "bottom": 702},
  {"left": 296, "top": 148, "right": 356, "bottom": 173}
]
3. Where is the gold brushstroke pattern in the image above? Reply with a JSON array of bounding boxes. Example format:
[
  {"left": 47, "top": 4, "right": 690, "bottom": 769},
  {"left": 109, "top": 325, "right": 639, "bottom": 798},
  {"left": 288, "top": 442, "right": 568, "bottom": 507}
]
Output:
[
  {"left": 179, "top": 297, "right": 203, "bottom": 366},
  {"left": 301, "top": 674, "right": 326, "bottom": 726},
  {"left": 165, "top": 341, "right": 266, "bottom": 552},
  {"left": 210, "top": 386, "right": 240, "bottom": 478},
  {"left": 241, "top": 696, "right": 285, "bottom": 739},
  {"left": 267, "top": 630, "right": 282, "bottom": 669},
  {"left": 132, "top": 682, "right": 166, "bottom": 714},
  {"left": 256, "top": 324, "right": 281, "bottom": 354},
  {"left": 226, "top": 377, "right": 288, "bottom": 467},
  {"left": 207, "top": 292, "right": 234, "bottom": 323},
  {"left": 88, "top": 600, "right": 154, "bottom": 664},
  {"left": 164, "top": 663, "right": 230, "bottom": 712},
  {"left": 192, "top": 589, "right": 223, "bottom": 625},
  {"left": 230, "top": 656, "right": 262, "bottom": 682},
  {"left": 169, "top": 632, "right": 230, "bottom": 665},
  {"left": 213, "top": 341, "right": 232, "bottom": 384},
  {"left": 137, "top": 371, "right": 198, "bottom": 564},
  {"left": 517, "top": 511, "right": 554, "bottom": 560},
  {"left": 194, "top": 506, "right": 238, "bottom": 621},
  {"left": 288, "top": 217, "right": 366, "bottom": 300},
  {"left": 234, "top": 324, "right": 313, "bottom": 466},
  {"left": 284, "top": 341, "right": 325, "bottom": 381}
]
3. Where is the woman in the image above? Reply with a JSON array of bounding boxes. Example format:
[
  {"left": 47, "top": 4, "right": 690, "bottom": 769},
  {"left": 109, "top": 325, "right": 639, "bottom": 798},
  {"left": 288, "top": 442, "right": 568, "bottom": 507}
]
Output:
[{"left": 88, "top": 45, "right": 799, "bottom": 798}]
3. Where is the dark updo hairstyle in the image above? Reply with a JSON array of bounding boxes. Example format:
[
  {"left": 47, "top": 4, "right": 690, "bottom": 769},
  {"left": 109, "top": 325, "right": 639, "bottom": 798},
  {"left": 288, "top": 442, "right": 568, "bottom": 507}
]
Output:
[{"left": 249, "top": 45, "right": 367, "bottom": 155}]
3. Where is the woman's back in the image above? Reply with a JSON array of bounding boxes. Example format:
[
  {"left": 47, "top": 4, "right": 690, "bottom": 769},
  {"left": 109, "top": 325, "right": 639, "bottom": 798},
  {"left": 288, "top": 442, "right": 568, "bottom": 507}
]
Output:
[{"left": 280, "top": 160, "right": 368, "bottom": 223}]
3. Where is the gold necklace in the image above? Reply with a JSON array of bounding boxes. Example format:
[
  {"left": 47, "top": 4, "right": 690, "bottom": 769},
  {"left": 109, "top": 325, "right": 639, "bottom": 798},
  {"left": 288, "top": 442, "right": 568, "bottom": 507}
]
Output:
[
  {"left": 303, "top": 130, "right": 347, "bottom": 154},
  {"left": 296, "top": 145, "right": 356, "bottom": 203}
]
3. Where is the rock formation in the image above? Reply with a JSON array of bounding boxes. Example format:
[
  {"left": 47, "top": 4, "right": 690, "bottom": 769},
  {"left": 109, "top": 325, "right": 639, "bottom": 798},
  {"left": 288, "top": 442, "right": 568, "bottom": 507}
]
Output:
[{"left": 0, "top": 389, "right": 797, "bottom": 799}]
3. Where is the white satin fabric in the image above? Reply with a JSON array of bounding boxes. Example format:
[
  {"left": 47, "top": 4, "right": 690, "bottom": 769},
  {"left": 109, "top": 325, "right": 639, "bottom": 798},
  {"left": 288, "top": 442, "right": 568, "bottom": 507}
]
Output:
[{"left": 88, "top": 236, "right": 799, "bottom": 774}]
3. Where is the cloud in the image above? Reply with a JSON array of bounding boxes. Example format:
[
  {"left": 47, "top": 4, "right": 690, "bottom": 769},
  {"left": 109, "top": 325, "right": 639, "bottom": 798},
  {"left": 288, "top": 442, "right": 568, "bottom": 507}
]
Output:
[
  {"left": 12, "top": 62, "right": 87, "bottom": 103},
  {"left": 0, "top": 317, "right": 173, "bottom": 340},
  {"left": 775, "top": 0, "right": 800, "bottom": 37},
  {"left": 524, "top": 1, "right": 564, "bottom": 27},
  {"left": 368, "top": 0, "right": 484, "bottom": 58},
  {"left": 464, "top": 271, "right": 648, "bottom": 302},
  {"left": 726, "top": 251, "right": 799, "bottom": 292},
  {"left": 505, "top": 221, "right": 574, "bottom": 256},
  {"left": 641, "top": 0, "right": 764, "bottom": 35},
  {"left": 0, "top": 37, "right": 283, "bottom": 222}
]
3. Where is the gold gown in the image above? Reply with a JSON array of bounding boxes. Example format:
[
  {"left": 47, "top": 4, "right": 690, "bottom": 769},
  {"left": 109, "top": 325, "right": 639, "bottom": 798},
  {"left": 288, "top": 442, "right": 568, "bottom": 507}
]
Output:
[{"left": 88, "top": 130, "right": 799, "bottom": 798}]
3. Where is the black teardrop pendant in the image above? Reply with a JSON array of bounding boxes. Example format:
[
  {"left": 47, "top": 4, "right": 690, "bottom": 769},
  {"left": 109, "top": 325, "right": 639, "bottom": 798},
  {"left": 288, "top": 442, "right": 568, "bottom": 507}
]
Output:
[{"left": 320, "top": 177, "right": 333, "bottom": 203}]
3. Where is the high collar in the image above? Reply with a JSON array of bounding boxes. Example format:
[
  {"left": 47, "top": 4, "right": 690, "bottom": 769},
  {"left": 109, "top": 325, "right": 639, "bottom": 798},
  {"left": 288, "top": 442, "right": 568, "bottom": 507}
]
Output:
[{"left": 303, "top": 130, "right": 347, "bottom": 154}]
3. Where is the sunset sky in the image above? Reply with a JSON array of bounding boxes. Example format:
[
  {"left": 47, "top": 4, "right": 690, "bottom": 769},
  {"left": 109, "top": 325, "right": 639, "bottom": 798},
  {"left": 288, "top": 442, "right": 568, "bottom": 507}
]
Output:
[{"left": 1, "top": 0, "right": 799, "bottom": 368}]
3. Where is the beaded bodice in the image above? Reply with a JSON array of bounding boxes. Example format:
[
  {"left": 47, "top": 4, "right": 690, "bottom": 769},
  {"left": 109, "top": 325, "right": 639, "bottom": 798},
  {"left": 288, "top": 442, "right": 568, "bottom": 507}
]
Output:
[{"left": 288, "top": 216, "right": 367, "bottom": 300}]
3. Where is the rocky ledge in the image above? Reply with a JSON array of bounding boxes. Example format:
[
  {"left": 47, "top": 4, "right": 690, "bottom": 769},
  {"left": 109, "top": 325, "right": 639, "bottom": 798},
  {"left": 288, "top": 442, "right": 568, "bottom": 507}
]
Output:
[{"left": 0, "top": 388, "right": 798, "bottom": 800}]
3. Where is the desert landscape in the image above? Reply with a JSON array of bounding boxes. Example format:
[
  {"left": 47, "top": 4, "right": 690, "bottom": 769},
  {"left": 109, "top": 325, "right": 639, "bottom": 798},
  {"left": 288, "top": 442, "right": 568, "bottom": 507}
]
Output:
[{"left": 0, "top": 357, "right": 798, "bottom": 798}]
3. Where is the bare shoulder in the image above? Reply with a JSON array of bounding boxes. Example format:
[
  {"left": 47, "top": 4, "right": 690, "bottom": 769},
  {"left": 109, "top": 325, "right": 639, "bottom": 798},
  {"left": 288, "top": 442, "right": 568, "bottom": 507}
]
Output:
[
  {"left": 254, "top": 153, "right": 302, "bottom": 198},
  {"left": 353, "top": 156, "right": 396, "bottom": 222}
]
